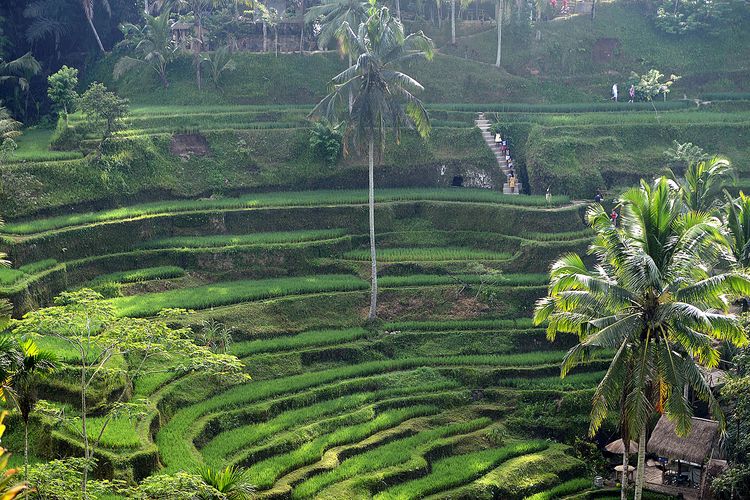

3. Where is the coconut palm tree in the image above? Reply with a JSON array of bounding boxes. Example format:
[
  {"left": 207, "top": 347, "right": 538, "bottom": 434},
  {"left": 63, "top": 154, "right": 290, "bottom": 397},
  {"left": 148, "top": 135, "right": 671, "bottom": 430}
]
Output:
[
  {"left": 535, "top": 177, "right": 750, "bottom": 500},
  {"left": 8, "top": 339, "right": 56, "bottom": 478},
  {"left": 0, "top": 53, "right": 41, "bottom": 95},
  {"left": 668, "top": 156, "right": 735, "bottom": 213},
  {"left": 114, "top": 9, "right": 179, "bottom": 88},
  {"left": 80, "top": 0, "right": 111, "bottom": 53},
  {"left": 201, "top": 46, "right": 237, "bottom": 89},
  {"left": 312, "top": 6, "right": 433, "bottom": 319},
  {"left": 725, "top": 190, "right": 750, "bottom": 270}
]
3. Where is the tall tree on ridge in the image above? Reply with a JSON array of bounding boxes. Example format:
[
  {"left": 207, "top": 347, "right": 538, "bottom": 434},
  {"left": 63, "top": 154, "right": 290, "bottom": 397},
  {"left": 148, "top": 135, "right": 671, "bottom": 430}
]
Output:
[
  {"left": 80, "top": 0, "right": 111, "bottom": 52},
  {"left": 312, "top": 5, "right": 433, "bottom": 319}
]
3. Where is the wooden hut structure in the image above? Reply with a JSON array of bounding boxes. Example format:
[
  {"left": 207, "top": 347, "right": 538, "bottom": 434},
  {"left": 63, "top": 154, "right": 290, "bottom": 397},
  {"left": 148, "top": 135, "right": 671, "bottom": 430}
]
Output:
[{"left": 647, "top": 416, "right": 722, "bottom": 494}]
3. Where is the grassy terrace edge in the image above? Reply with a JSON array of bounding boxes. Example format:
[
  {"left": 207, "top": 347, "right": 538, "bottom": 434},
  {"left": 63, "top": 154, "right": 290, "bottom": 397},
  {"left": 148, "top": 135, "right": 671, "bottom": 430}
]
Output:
[{"left": 3, "top": 189, "right": 572, "bottom": 236}]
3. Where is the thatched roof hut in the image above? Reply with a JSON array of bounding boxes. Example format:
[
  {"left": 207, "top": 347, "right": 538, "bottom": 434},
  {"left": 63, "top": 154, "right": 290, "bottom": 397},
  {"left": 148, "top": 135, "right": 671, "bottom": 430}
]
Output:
[
  {"left": 605, "top": 439, "right": 639, "bottom": 455},
  {"left": 647, "top": 416, "right": 720, "bottom": 464}
]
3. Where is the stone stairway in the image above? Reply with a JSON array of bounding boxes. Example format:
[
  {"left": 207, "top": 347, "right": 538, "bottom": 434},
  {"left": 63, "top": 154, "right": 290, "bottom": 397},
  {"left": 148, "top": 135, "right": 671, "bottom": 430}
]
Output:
[{"left": 475, "top": 113, "right": 521, "bottom": 195}]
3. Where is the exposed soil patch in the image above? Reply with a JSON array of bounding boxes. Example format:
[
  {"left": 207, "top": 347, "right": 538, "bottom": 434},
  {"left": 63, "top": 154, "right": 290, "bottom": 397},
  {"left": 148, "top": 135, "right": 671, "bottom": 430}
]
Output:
[
  {"left": 592, "top": 38, "right": 620, "bottom": 64},
  {"left": 374, "top": 287, "right": 490, "bottom": 321},
  {"left": 170, "top": 133, "right": 211, "bottom": 158}
]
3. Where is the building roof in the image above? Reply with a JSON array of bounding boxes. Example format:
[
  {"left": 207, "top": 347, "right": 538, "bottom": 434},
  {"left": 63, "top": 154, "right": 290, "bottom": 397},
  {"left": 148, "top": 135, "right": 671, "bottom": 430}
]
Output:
[
  {"left": 605, "top": 439, "right": 639, "bottom": 455},
  {"left": 647, "top": 416, "right": 720, "bottom": 464}
]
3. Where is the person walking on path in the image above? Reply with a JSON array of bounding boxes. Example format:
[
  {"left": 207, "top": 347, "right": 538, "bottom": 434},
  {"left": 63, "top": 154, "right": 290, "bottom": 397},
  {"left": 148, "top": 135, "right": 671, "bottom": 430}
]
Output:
[
  {"left": 611, "top": 83, "right": 618, "bottom": 102},
  {"left": 545, "top": 187, "right": 552, "bottom": 207},
  {"left": 610, "top": 209, "right": 618, "bottom": 226},
  {"left": 628, "top": 84, "right": 635, "bottom": 103},
  {"left": 594, "top": 190, "right": 603, "bottom": 203}
]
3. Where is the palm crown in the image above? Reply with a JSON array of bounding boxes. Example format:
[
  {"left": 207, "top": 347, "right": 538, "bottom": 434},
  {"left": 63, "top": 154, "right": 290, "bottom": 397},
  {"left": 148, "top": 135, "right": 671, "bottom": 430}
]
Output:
[
  {"left": 312, "top": 6, "right": 433, "bottom": 155},
  {"left": 305, "top": 0, "right": 370, "bottom": 50}
]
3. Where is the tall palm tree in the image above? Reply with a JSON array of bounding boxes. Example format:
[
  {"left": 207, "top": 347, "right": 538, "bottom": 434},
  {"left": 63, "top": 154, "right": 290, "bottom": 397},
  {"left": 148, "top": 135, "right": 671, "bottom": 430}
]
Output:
[
  {"left": 535, "top": 177, "right": 750, "bottom": 500},
  {"left": 668, "top": 156, "right": 735, "bottom": 213},
  {"left": 0, "top": 53, "right": 41, "bottom": 94},
  {"left": 312, "top": 6, "right": 433, "bottom": 319},
  {"left": 725, "top": 190, "right": 750, "bottom": 270},
  {"left": 80, "top": 0, "right": 111, "bottom": 53},
  {"left": 8, "top": 339, "right": 56, "bottom": 478},
  {"left": 114, "top": 9, "right": 179, "bottom": 88},
  {"left": 305, "top": 0, "right": 368, "bottom": 110},
  {"left": 181, "top": 0, "right": 212, "bottom": 88}
]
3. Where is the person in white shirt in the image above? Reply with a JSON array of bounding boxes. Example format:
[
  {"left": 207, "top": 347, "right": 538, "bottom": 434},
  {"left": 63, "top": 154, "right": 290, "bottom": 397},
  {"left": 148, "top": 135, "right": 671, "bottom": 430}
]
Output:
[{"left": 612, "top": 83, "right": 618, "bottom": 102}]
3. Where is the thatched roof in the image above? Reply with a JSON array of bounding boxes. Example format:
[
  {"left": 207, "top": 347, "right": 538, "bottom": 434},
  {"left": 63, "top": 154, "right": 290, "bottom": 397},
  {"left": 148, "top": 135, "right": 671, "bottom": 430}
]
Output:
[
  {"left": 605, "top": 439, "right": 639, "bottom": 455},
  {"left": 647, "top": 416, "right": 719, "bottom": 464}
]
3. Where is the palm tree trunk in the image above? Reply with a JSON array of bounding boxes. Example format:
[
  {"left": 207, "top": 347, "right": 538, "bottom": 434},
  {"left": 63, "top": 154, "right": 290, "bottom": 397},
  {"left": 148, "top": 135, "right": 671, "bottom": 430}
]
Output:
[
  {"left": 634, "top": 425, "right": 647, "bottom": 500},
  {"left": 145, "top": 0, "right": 149, "bottom": 14},
  {"left": 437, "top": 1, "right": 442, "bottom": 28},
  {"left": 348, "top": 53, "right": 353, "bottom": 112},
  {"left": 299, "top": 0, "right": 305, "bottom": 52},
  {"left": 86, "top": 14, "right": 106, "bottom": 53},
  {"left": 263, "top": 22, "right": 268, "bottom": 52},
  {"left": 475, "top": 0, "right": 479, "bottom": 20},
  {"left": 621, "top": 442, "right": 629, "bottom": 500},
  {"left": 591, "top": 0, "right": 596, "bottom": 20},
  {"left": 495, "top": 0, "right": 503, "bottom": 67},
  {"left": 24, "top": 421, "right": 29, "bottom": 478},
  {"left": 368, "top": 137, "right": 378, "bottom": 320},
  {"left": 275, "top": 27, "right": 279, "bottom": 57},
  {"left": 396, "top": 0, "right": 401, "bottom": 18},
  {"left": 451, "top": 0, "right": 456, "bottom": 44},
  {"left": 81, "top": 364, "right": 89, "bottom": 496}
]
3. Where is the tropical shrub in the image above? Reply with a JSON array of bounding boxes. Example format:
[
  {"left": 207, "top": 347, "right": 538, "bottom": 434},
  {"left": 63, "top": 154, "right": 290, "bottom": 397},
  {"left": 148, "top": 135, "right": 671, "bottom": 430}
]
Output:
[{"left": 309, "top": 119, "right": 343, "bottom": 166}]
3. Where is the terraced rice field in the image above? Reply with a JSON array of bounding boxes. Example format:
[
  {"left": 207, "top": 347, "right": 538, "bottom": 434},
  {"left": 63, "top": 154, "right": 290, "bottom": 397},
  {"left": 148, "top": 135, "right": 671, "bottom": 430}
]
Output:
[{"left": 0, "top": 189, "right": 604, "bottom": 498}]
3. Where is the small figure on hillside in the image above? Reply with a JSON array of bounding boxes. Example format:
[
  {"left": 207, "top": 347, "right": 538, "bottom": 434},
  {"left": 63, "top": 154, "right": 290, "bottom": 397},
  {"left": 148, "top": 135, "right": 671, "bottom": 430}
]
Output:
[
  {"left": 562, "top": 0, "right": 569, "bottom": 13},
  {"left": 495, "top": 133, "right": 502, "bottom": 147},
  {"left": 509, "top": 176, "right": 517, "bottom": 191},
  {"left": 545, "top": 187, "right": 552, "bottom": 207},
  {"left": 629, "top": 84, "right": 635, "bottom": 103},
  {"left": 610, "top": 209, "right": 618, "bottom": 226},
  {"left": 594, "top": 190, "right": 603, "bottom": 203},
  {"left": 551, "top": 0, "right": 557, "bottom": 9},
  {"left": 611, "top": 83, "right": 619, "bottom": 102}
]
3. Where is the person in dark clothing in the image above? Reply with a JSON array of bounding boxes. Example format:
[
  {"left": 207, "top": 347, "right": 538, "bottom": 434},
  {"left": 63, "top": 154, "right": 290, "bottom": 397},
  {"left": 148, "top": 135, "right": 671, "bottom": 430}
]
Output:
[{"left": 594, "top": 190, "right": 603, "bottom": 203}]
